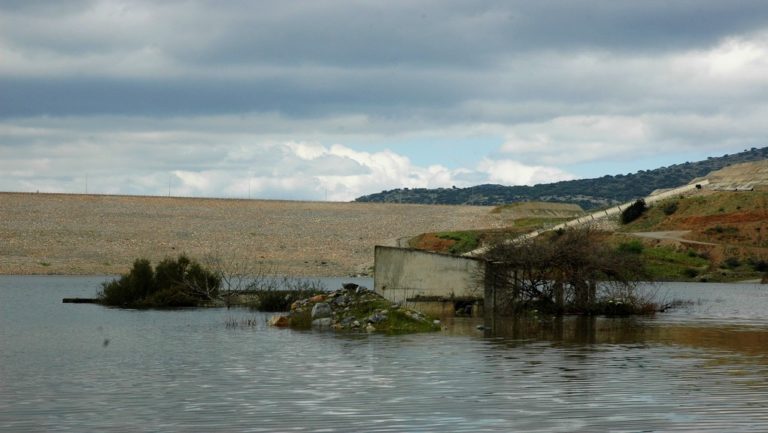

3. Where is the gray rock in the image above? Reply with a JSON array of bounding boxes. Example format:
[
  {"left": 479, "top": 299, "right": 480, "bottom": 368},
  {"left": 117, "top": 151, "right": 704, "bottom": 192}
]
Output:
[
  {"left": 312, "top": 318, "right": 332, "bottom": 328},
  {"left": 311, "top": 302, "right": 332, "bottom": 319},
  {"left": 352, "top": 320, "right": 361, "bottom": 328},
  {"left": 332, "top": 295, "right": 349, "bottom": 306},
  {"left": 367, "top": 312, "right": 387, "bottom": 324}
]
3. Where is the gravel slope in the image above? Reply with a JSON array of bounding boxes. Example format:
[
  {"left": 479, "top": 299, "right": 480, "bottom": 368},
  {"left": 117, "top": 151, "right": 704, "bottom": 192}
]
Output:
[{"left": 0, "top": 192, "right": 504, "bottom": 276}]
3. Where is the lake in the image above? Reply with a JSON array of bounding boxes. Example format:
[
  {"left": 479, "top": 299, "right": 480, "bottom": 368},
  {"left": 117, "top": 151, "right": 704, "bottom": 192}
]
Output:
[{"left": 1, "top": 276, "right": 768, "bottom": 432}]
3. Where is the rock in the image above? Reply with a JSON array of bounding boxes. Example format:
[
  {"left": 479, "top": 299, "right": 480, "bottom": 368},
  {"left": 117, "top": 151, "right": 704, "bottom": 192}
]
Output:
[
  {"left": 365, "top": 323, "right": 376, "bottom": 332},
  {"left": 311, "top": 302, "right": 332, "bottom": 319},
  {"left": 433, "top": 319, "right": 441, "bottom": 325},
  {"left": 332, "top": 295, "right": 349, "bottom": 306},
  {"left": 342, "top": 283, "right": 359, "bottom": 291},
  {"left": 269, "top": 315, "right": 290, "bottom": 327},
  {"left": 309, "top": 294, "right": 326, "bottom": 303},
  {"left": 352, "top": 320, "right": 360, "bottom": 328},
  {"left": 312, "top": 318, "right": 332, "bottom": 328},
  {"left": 367, "top": 312, "right": 387, "bottom": 324}
]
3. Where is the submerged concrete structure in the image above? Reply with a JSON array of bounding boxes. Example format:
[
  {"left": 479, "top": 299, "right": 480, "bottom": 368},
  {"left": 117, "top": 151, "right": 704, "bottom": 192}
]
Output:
[{"left": 374, "top": 246, "right": 487, "bottom": 316}]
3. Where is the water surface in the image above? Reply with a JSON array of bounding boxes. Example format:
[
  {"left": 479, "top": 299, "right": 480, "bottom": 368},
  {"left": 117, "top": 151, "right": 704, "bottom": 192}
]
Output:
[{"left": 1, "top": 277, "right": 768, "bottom": 432}]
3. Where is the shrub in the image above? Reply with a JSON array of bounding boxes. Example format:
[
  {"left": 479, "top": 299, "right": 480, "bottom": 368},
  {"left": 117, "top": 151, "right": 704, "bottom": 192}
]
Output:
[
  {"left": 682, "top": 268, "right": 699, "bottom": 278},
  {"left": 621, "top": 199, "right": 648, "bottom": 224},
  {"left": 99, "top": 255, "right": 220, "bottom": 308},
  {"left": 662, "top": 201, "right": 679, "bottom": 216},
  {"left": 248, "top": 277, "right": 326, "bottom": 312},
  {"left": 722, "top": 257, "right": 741, "bottom": 269},
  {"left": 617, "top": 240, "right": 644, "bottom": 254},
  {"left": 749, "top": 258, "right": 768, "bottom": 272}
]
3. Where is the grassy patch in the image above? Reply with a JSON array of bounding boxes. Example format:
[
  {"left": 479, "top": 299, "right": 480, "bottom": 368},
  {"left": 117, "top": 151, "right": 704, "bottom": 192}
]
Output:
[
  {"left": 642, "top": 246, "right": 710, "bottom": 281},
  {"left": 435, "top": 231, "right": 480, "bottom": 255},
  {"left": 375, "top": 310, "right": 440, "bottom": 334}
]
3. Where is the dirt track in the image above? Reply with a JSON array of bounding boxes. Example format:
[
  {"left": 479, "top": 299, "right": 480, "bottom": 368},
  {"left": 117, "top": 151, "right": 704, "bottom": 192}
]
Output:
[{"left": 0, "top": 192, "right": 504, "bottom": 276}]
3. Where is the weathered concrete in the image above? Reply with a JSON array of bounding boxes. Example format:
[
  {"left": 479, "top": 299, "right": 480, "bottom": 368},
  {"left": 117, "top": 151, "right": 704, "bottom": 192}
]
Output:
[{"left": 374, "top": 246, "right": 486, "bottom": 308}]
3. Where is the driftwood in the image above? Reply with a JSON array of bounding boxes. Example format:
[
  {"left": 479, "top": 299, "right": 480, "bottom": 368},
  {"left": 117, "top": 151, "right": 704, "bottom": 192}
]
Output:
[{"left": 62, "top": 298, "right": 98, "bottom": 304}]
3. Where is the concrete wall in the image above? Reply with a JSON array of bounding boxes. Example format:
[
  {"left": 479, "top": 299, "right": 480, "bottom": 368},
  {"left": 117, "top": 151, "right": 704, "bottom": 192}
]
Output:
[{"left": 374, "top": 246, "right": 486, "bottom": 306}]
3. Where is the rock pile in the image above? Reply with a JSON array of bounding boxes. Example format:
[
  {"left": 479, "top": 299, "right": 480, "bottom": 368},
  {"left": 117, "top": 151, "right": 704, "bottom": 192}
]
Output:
[{"left": 270, "top": 283, "right": 440, "bottom": 333}]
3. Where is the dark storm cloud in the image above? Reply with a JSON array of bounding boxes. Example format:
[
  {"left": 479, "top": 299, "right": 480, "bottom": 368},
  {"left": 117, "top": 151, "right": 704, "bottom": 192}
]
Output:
[{"left": 2, "top": 0, "right": 768, "bottom": 118}]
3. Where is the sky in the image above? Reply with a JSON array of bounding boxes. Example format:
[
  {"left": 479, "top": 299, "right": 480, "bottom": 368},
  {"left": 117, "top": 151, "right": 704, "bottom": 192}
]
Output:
[{"left": 1, "top": 1, "right": 768, "bottom": 201}]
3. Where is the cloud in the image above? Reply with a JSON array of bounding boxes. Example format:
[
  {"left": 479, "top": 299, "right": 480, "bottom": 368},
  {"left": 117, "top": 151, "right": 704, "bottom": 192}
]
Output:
[
  {"left": 1, "top": 1, "right": 768, "bottom": 199},
  {"left": 477, "top": 159, "right": 575, "bottom": 186}
]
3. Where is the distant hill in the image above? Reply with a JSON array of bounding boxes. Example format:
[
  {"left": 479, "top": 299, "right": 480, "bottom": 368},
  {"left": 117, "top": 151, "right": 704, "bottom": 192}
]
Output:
[{"left": 355, "top": 147, "right": 768, "bottom": 209}]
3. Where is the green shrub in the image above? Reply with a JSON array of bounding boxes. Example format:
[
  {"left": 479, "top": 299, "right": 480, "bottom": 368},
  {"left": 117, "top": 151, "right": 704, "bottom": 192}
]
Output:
[
  {"left": 662, "top": 201, "right": 679, "bottom": 216},
  {"left": 248, "top": 277, "right": 326, "bottom": 312},
  {"left": 617, "top": 240, "right": 644, "bottom": 254},
  {"left": 682, "top": 268, "right": 699, "bottom": 278},
  {"left": 621, "top": 199, "right": 648, "bottom": 224},
  {"left": 99, "top": 255, "right": 220, "bottom": 308},
  {"left": 722, "top": 256, "right": 741, "bottom": 269},
  {"left": 749, "top": 258, "right": 768, "bottom": 272}
]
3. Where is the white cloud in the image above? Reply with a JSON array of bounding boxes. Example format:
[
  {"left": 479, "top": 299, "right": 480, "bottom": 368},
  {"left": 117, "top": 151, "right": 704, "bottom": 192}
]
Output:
[
  {"left": 477, "top": 159, "right": 575, "bottom": 186},
  {"left": 2, "top": 2, "right": 768, "bottom": 199}
]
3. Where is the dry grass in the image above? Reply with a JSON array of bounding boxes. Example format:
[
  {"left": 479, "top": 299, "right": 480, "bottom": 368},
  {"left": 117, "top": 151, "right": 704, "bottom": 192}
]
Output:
[{"left": 0, "top": 192, "right": 505, "bottom": 276}]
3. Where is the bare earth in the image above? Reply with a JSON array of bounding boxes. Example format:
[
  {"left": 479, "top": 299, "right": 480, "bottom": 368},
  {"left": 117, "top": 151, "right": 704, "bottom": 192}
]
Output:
[{"left": 0, "top": 192, "right": 505, "bottom": 276}]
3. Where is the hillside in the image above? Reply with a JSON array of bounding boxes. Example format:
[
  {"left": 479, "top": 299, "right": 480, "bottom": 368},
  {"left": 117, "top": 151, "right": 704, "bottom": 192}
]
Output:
[
  {"left": 409, "top": 202, "right": 584, "bottom": 255},
  {"left": 615, "top": 188, "right": 768, "bottom": 282},
  {"left": 356, "top": 147, "right": 768, "bottom": 209}
]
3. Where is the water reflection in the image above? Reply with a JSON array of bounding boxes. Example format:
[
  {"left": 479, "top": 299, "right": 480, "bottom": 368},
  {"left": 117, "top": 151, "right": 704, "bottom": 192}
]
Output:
[{"left": 3, "top": 277, "right": 768, "bottom": 432}]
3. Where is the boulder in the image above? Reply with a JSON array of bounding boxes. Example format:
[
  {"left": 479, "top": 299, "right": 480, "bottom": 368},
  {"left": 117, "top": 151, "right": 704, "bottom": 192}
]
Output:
[
  {"left": 309, "top": 294, "right": 326, "bottom": 303},
  {"left": 312, "top": 318, "right": 332, "bottom": 328},
  {"left": 311, "top": 302, "right": 332, "bottom": 319},
  {"left": 269, "top": 315, "right": 290, "bottom": 327}
]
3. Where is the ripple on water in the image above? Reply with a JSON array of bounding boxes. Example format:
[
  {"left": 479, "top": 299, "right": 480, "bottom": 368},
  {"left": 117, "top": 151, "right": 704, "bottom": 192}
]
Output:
[{"left": 3, "top": 277, "right": 768, "bottom": 432}]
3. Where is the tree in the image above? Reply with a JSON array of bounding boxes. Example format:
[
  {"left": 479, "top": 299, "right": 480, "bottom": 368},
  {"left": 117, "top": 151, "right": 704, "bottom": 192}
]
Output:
[
  {"left": 483, "top": 226, "right": 650, "bottom": 315},
  {"left": 99, "top": 255, "right": 221, "bottom": 308},
  {"left": 621, "top": 199, "right": 648, "bottom": 224}
]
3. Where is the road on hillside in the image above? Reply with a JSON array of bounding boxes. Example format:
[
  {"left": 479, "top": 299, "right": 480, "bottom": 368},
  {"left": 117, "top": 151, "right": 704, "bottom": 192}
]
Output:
[{"left": 627, "top": 230, "right": 717, "bottom": 246}]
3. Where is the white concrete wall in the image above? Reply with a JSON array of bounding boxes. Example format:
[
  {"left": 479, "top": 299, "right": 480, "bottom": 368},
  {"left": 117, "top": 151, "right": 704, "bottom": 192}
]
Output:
[{"left": 374, "top": 246, "right": 486, "bottom": 305}]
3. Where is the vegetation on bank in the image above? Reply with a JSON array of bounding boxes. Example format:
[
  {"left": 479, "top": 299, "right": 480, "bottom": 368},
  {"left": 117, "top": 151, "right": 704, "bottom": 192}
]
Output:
[
  {"left": 620, "top": 199, "right": 648, "bottom": 224},
  {"left": 434, "top": 231, "right": 480, "bottom": 254},
  {"left": 616, "top": 190, "right": 768, "bottom": 282},
  {"left": 482, "top": 227, "right": 656, "bottom": 316},
  {"left": 99, "top": 255, "right": 220, "bottom": 308},
  {"left": 244, "top": 278, "right": 326, "bottom": 311}
]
